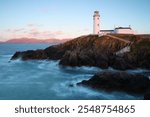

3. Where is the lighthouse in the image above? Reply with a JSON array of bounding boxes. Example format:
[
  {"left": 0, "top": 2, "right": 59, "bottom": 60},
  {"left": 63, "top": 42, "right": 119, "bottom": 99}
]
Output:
[{"left": 93, "top": 11, "right": 100, "bottom": 34}]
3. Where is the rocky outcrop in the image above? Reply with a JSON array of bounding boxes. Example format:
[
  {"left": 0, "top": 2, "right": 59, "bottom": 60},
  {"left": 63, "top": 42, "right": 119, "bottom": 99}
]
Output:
[
  {"left": 77, "top": 71, "right": 150, "bottom": 95},
  {"left": 11, "top": 34, "right": 150, "bottom": 70},
  {"left": 11, "top": 50, "right": 47, "bottom": 60},
  {"left": 11, "top": 45, "right": 67, "bottom": 60}
]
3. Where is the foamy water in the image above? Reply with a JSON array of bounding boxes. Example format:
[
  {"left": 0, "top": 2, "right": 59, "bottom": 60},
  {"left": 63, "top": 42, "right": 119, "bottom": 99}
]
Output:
[{"left": 0, "top": 43, "right": 149, "bottom": 100}]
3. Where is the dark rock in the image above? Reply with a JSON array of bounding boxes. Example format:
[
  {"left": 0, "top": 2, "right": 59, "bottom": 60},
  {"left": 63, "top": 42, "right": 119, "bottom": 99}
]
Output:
[
  {"left": 11, "top": 50, "right": 48, "bottom": 60},
  {"left": 44, "top": 45, "right": 66, "bottom": 60},
  {"left": 111, "top": 56, "right": 134, "bottom": 70},
  {"left": 77, "top": 71, "right": 150, "bottom": 94},
  {"left": 124, "top": 38, "right": 150, "bottom": 69},
  {"left": 68, "top": 84, "right": 74, "bottom": 87},
  {"left": 11, "top": 45, "right": 66, "bottom": 60},
  {"left": 144, "top": 84, "right": 150, "bottom": 100},
  {"left": 144, "top": 91, "right": 150, "bottom": 100},
  {"left": 59, "top": 49, "right": 96, "bottom": 67},
  {"left": 11, "top": 51, "right": 22, "bottom": 60}
]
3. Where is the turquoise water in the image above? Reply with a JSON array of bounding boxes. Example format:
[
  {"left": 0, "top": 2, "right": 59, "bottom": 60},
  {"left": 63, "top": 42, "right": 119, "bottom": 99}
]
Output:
[{"left": 0, "top": 43, "right": 146, "bottom": 100}]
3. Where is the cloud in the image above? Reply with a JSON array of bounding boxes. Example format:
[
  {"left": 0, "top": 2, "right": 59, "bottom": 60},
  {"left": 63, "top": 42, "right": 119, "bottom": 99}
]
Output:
[
  {"left": 2, "top": 24, "right": 68, "bottom": 40},
  {"left": 6, "top": 28, "right": 25, "bottom": 33},
  {"left": 5, "top": 29, "right": 11, "bottom": 32},
  {"left": 28, "top": 29, "right": 65, "bottom": 38},
  {"left": 47, "top": 31, "right": 64, "bottom": 35},
  {"left": 27, "top": 24, "right": 35, "bottom": 27},
  {"left": 29, "top": 28, "right": 40, "bottom": 36},
  {"left": 14, "top": 28, "right": 25, "bottom": 32},
  {"left": 27, "top": 24, "right": 42, "bottom": 28}
]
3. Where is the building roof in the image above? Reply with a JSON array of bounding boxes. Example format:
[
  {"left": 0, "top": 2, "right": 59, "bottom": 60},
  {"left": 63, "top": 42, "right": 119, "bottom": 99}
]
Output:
[
  {"left": 100, "top": 30, "right": 114, "bottom": 32},
  {"left": 115, "top": 27, "right": 131, "bottom": 30}
]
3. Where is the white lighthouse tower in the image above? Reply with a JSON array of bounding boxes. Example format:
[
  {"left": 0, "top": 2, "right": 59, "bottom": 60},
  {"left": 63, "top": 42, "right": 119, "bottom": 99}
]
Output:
[{"left": 93, "top": 11, "right": 100, "bottom": 34}]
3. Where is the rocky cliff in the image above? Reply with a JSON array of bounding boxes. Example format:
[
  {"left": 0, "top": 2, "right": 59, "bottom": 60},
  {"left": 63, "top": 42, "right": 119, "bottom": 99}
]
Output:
[{"left": 11, "top": 34, "right": 150, "bottom": 70}]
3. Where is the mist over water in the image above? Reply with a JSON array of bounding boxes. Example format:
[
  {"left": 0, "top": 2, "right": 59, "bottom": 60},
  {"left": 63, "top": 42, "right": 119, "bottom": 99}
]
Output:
[{"left": 0, "top": 43, "right": 148, "bottom": 100}]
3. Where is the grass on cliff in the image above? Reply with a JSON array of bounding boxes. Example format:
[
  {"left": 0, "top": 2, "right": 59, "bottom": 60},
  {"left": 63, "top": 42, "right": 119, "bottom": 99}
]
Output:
[{"left": 135, "top": 39, "right": 150, "bottom": 49}]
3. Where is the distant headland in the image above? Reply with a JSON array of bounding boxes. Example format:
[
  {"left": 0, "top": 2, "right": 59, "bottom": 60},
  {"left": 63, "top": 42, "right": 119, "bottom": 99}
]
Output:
[{"left": 0, "top": 38, "right": 69, "bottom": 43}]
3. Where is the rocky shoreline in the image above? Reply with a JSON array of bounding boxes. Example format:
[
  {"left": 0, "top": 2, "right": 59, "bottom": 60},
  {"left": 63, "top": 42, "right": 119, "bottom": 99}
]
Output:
[{"left": 11, "top": 34, "right": 150, "bottom": 99}]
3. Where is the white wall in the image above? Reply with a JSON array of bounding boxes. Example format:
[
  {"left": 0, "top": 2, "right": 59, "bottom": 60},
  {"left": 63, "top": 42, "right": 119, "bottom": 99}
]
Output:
[
  {"left": 93, "top": 11, "right": 100, "bottom": 34},
  {"left": 114, "top": 29, "right": 135, "bottom": 34}
]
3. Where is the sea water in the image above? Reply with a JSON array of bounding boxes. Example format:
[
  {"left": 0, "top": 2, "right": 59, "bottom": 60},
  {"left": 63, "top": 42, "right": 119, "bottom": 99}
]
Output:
[{"left": 0, "top": 43, "right": 148, "bottom": 100}]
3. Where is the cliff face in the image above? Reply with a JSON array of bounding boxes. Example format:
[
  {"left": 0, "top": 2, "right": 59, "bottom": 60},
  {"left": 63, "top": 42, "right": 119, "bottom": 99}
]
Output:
[
  {"left": 11, "top": 34, "right": 150, "bottom": 70},
  {"left": 125, "top": 38, "right": 150, "bottom": 69},
  {"left": 59, "top": 35, "right": 130, "bottom": 69}
]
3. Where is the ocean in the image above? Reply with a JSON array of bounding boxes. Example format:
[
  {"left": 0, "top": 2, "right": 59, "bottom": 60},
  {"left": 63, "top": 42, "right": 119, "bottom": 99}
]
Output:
[{"left": 0, "top": 43, "right": 147, "bottom": 100}]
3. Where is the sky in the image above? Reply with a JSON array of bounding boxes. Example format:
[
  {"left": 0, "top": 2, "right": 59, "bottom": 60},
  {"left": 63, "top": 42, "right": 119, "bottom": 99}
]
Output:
[{"left": 0, "top": 0, "right": 150, "bottom": 41}]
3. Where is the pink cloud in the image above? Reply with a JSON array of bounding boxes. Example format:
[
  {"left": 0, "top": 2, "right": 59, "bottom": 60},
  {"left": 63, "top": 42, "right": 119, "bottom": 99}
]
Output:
[
  {"left": 28, "top": 28, "right": 40, "bottom": 36},
  {"left": 3, "top": 24, "right": 67, "bottom": 40},
  {"left": 53, "top": 31, "right": 64, "bottom": 35},
  {"left": 27, "top": 28, "right": 65, "bottom": 38}
]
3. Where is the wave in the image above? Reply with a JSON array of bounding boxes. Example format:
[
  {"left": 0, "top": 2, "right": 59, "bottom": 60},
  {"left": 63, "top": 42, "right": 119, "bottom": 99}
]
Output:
[
  {"left": 59, "top": 66, "right": 101, "bottom": 75},
  {"left": 0, "top": 54, "right": 12, "bottom": 57},
  {"left": 37, "top": 60, "right": 59, "bottom": 70}
]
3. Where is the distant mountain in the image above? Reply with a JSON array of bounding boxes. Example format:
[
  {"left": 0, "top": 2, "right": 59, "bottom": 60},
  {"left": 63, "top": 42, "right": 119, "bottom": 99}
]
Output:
[{"left": 5, "top": 38, "right": 69, "bottom": 43}]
